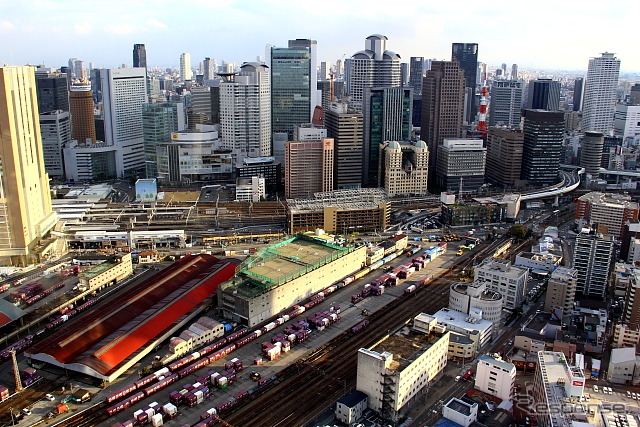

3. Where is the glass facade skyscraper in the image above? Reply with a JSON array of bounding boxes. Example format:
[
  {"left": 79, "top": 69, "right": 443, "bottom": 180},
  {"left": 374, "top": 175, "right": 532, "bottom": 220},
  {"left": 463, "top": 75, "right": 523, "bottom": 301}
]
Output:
[
  {"left": 520, "top": 109, "right": 564, "bottom": 186},
  {"left": 142, "top": 102, "right": 184, "bottom": 178},
  {"left": 451, "top": 43, "right": 478, "bottom": 124},
  {"left": 271, "top": 44, "right": 313, "bottom": 140}
]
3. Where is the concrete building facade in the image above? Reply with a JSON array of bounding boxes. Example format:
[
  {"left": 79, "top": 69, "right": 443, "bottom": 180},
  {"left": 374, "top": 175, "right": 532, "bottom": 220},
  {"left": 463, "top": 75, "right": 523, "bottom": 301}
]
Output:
[
  {"left": 39, "top": 110, "right": 71, "bottom": 178},
  {"left": 324, "top": 102, "right": 364, "bottom": 190},
  {"left": 544, "top": 267, "right": 578, "bottom": 315},
  {"left": 357, "top": 316, "right": 449, "bottom": 422},
  {"left": 219, "top": 235, "right": 366, "bottom": 326},
  {"left": 576, "top": 192, "right": 639, "bottom": 238},
  {"left": 101, "top": 67, "right": 148, "bottom": 178},
  {"left": 346, "top": 34, "right": 402, "bottom": 113},
  {"left": 379, "top": 140, "right": 429, "bottom": 196},
  {"left": 449, "top": 281, "right": 503, "bottom": 324},
  {"left": 0, "top": 66, "right": 58, "bottom": 263},
  {"left": 475, "top": 354, "right": 516, "bottom": 401},
  {"left": 582, "top": 52, "right": 621, "bottom": 133},
  {"left": 436, "top": 138, "right": 486, "bottom": 192},
  {"left": 285, "top": 138, "right": 334, "bottom": 199},
  {"left": 488, "top": 80, "right": 523, "bottom": 127},
  {"left": 474, "top": 258, "right": 528, "bottom": 310},
  {"left": 485, "top": 127, "right": 523, "bottom": 187},
  {"left": 573, "top": 227, "right": 614, "bottom": 299}
]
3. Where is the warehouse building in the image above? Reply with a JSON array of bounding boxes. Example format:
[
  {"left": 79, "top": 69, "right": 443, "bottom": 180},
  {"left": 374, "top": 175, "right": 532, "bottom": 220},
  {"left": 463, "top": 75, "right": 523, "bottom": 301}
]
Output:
[
  {"left": 287, "top": 188, "right": 390, "bottom": 234},
  {"left": 357, "top": 316, "right": 449, "bottom": 422},
  {"left": 27, "top": 254, "right": 238, "bottom": 383},
  {"left": 77, "top": 253, "right": 133, "bottom": 291},
  {"left": 219, "top": 234, "right": 366, "bottom": 326}
]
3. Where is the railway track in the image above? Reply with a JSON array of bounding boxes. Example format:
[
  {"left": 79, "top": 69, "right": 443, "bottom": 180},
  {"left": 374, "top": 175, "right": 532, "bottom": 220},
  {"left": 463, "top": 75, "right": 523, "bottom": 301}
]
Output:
[{"left": 218, "top": 239, "right": 509, "bottom": 426}]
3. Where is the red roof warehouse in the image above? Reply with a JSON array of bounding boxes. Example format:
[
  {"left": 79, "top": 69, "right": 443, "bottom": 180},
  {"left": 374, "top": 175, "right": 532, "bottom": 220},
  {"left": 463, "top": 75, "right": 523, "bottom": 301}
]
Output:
[{"left": 27, "top": 254, "right": 238, "bottom": 382}]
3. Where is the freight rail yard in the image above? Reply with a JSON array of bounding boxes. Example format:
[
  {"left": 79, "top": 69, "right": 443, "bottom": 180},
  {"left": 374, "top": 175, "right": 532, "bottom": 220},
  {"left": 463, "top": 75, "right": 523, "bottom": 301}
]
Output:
[{"left": 37, "top": 236, "right": 513, "bottom": 427}]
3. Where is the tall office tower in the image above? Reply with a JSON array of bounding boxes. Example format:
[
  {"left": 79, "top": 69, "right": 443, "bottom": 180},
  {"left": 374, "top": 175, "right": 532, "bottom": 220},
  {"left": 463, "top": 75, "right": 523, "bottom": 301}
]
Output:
[
  {"left": 511, "top": 64, "right": 518, "bottom": 80},
  {"left": 488, "top": 80, "right": 523, "bottom": 127},
  {"left": 345, "top": 34, "right": 402, "bottom": 112},
  {"left": 409, "top": 57, "right": 424, "bottom": 97},
  {"left": 68, "top": 58, "right": 85, "bottom": 81},
  {"left": 420, "top": 61, "right": 465, "bottom": 178},
  {"left": 89, "top": 68, "right": 102, "bottom": 103},
  {"left": 614, "top": 104, "right": 640, "bottom": 141},
  {"left": 630, "top": 84, "right": 640, "bottom": 105},
  {"left": 271, "top": 41, "right": 315, "bottom": 139},
  {"left": 500, "top": 63, "right": 507, "bottom": 77},
  {"left": 573, "top": 78, "right": 584, "bottom": 111},
  {"left": 579, "top": 132, "right": 605, "bottom": 180},
  {"left": 526, "top": 79, "right": 561, "bottom": 111},
  {"left": 69, "top": 81, "right": 96, "bottom": 144},
  {"left": 485, "top": 127, "right": 523, "bottom": 188},
  {"left": 133, "top": 44, "right": 147, "bottom": 68},
  {"left": 582, "top": 52, "right": 621, "bottom": 133},
  {"left": 520, "top": 109, "right": 564, "bottom": 186},
  {"left": 0, "top": 66, "right": 57, "bottom": 263},
  {"left": 325, "top": 102, "right": 364, "bottom": 190},
  {"left": 35, "top": 70, "right": 69, "bottom": 112},
  {"left": 203, "top": 57, "right": 216, "bottom": 81},
  {"left": 362, "top": 86, "right": 412, "bottom": 186},
  {"left": 39, "top": 110, "right": 71, "bottom": 177},
  {"left": 189, "top": 86, "right": 213, "bottom": 123},
  {"left": 400, "top": 62, "right": 409, "bottom": 86},
  {"left": 451, "top": 43, "right": 478, "bottom": 124},
  {"left": 180, "top": 53, "right": 192, "bottom": 82},
  {"left": 573, "top": 227, "right": 614, "bottom": 300},
  {"left": 335, "top": 58, "right": 344, "bottom": 77},
  {"left": 544, "top": 267, "right": 578, "bottom": 315},
  {"left": 319, "top": 61, "right": 330, "bottom": 81},
  {"left": 435, "top": 139, "right": 486, "bottom": 192},
  {"left": 284, "top": 138, "right": 334, "bottom": 199},
  {"left": 220, "top": 62, "right": 271, "bottom": 164},
  {"left": 379, "top": 140, "right": 429, "bottom": 196},
  {"left": 287, "top": 39, "right": 321, "bottom": 113},
  {"left": 101, "top": 67, "right": 148, "bottom": 177},
  {"left": 142, "top": 102, "right": 185, "bottom": 178}
]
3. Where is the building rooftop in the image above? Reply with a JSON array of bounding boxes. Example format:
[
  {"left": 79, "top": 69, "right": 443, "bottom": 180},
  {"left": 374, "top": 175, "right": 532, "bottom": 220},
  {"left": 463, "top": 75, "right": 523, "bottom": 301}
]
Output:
[
  {"left": 370, "top": 329, "right": 448, "bottom": 372},
  {"left": 610, "top": 347, "right": 638, "bottom": 364},
  {"left": 579, "top": 192, "right": 638, "bottom": 210},
  {"left": 478, "top": 354, "right": 516, "bottom": 372},
  {"left": 336, "top": 390, "right": 368, "bottom": 408},
  {"left": 445, "top": 397, "right": 474, "bottom": 416},
  {"left": 287, "top": 188, "right": 388, "bottom": 212},
  {"left": 79, "top": 256, "right": 122, "bottom": 280},
  {"left": 221, "top": 235, "right": 354, "bottom": 298},
  {"left": 432, "top": 308, "right": 493, "bottom": 334}
]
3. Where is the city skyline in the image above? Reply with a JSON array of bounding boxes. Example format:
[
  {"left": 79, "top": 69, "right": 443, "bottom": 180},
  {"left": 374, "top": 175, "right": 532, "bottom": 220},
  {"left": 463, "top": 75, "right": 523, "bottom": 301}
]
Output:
[{"left": 0, "top": 0, "right": 638, "bottom": 72}]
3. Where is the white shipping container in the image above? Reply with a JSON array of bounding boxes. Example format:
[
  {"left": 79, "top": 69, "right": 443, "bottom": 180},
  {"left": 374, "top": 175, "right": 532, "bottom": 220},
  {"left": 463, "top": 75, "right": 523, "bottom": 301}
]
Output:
[
  {"left": 207, "top": 408, "right": 217, "bottom": 416},
  {"left": 134, "top": 410, "right": 144, "bottom": 418},
  {"left": 145, "top": 408, "right": 155, "bottom": 419},
  {"left": 151, "top": 413, "right": 164, "bottom": 427},
  {"left": 287, "top": 334, "right": 296, "bottom": 342},
  {"left": 218, "top": 377, "right": 228, "bottom": 386},
  {"left": 192, "top": 382, "right": 202, "bottom": 389},
  {"left": 265, "top": 322, "right": 276, "bottom": 331},
  {"left": 163, "top": 403, "right": 177, "bottom": 415},
  {"left": 283, "top": 314, "right": 290, "bottom": 322}
]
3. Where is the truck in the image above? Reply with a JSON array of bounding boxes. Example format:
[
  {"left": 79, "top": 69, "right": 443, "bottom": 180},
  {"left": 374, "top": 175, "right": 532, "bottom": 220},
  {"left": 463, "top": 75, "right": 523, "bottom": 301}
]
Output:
[
  {"left": 410, "top": 226, "right": 423, "bottom": 233},
  {"left": 461, "top": 369, "right": 474, "bottom": 381}
]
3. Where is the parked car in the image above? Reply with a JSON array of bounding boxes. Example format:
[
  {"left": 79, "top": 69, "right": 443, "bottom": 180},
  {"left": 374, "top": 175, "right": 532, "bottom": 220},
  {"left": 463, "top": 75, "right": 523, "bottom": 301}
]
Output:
[{"left": 45, "top": 393, "right": 55, "bottom": 401}]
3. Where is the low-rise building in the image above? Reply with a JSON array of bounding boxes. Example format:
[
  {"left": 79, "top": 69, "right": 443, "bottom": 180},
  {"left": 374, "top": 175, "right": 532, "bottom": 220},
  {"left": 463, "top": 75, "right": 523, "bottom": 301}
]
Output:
[
  {"left": 514, "top": 251, "right": 562, "bottom": 274},
  {"left": 612, "top": 323, "right": 640, "bottom": 348},
  {"left": 448, "top": 332, "right": 476, "bottom": 361},
  {"left": 442, "top": 398, "right": 478, "bottom": 427},
  {"left": 137, "top": 251, "right": 159, "bottom": 264},
  {"left": 474, "top": 258, "right": 528, "bottom": 310},
  {"left": 607, "top": 347, "right": 640, "bottom": 384},
  {"left": 335, "top": 390, "right": 368, "bottom": 425},
  {"left": 78, "top": 253, "right": 133, "bottom": 291},
  {"left": 168, "top": 316, "right": 225, "bottom": 356},
  {"left": 441, "top": 197, "right": 506, "bottom": 226},
  {"left": 449, "top": 281, "right": 503, "bottom": 324},
  {"left": 424, "top": 308, "right": 493, "bottom": 348},
  {"left": 235, "top": 176, "right": 266, "bottom": 202},
  {"left": 475, "top": 354, "right": 516, "bottom": 401},
  {"left": 357, "top": 316, "right": 449, "bottom": 422}
]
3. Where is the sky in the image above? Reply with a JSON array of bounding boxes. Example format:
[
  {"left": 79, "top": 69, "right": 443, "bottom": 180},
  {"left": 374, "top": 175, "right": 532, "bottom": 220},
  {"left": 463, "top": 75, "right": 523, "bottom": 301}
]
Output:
[{"left": 0, "top": 0, "right": 638, "bottom": 73}]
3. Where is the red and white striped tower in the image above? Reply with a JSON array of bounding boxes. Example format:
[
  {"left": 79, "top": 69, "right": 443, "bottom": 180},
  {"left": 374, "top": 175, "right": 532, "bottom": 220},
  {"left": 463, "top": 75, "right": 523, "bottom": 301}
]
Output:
[{"left": 476, "top": 86, "right": 488, "bottom": 139}]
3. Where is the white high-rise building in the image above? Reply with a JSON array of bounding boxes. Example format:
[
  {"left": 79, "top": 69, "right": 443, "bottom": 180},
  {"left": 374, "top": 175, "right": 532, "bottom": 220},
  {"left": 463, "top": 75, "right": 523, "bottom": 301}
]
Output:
[
  {"left": 39, "top": 110, "right": 71, "bottom": 177},
  {"left": 614, "top": 104, "right": 640, "bottom": 142},
  {"left": 180, "top": 53, "right": 192, "bottom": 82},
  {"left": 582, "top": 52, "right": 621, "bottom": 133},
  {"left": 345, "top": 34, "right": 402, "bottom": 112},
  {"left": 101, "top": 67, "right": 148, "bottom": 177},
  {"left": 220, "top": 62, "right": 271, "bottom": 165}
]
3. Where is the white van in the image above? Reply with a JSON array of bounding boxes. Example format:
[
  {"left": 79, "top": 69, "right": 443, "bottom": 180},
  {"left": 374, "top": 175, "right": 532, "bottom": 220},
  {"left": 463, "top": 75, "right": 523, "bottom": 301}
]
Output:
[{"left": 593, "top": 385, "right": 599, "bottom": 393}]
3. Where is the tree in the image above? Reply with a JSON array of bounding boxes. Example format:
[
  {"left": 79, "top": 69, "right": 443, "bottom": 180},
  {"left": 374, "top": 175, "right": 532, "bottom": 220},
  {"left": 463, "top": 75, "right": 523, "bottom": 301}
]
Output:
[{"left": 509, "top": 225, "right": 527, "bottom": 240}]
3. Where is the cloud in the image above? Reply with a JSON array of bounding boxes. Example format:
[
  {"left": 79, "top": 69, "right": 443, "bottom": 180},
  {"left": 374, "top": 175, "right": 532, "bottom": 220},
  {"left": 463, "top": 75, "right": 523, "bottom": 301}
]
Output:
[
  {"left": 0, "top": 20, "right": 15, "bottom": 31},
  {"left": 73, "top": 22, "right": 93, "bottom": 35},
  {"left": 105, "top": 23, "right": 136, "bottom": 35},
  {"left": 146, "top": 18, "right": 168, "bottom": 30}
]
